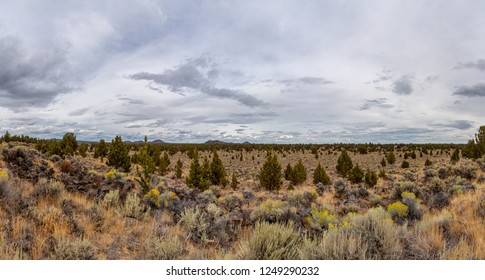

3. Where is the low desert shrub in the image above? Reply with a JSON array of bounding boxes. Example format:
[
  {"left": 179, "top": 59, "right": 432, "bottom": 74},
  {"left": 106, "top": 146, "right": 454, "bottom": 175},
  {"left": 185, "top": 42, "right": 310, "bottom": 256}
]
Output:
[
  {"left": 387, "top": 202, "right": 408, "bottom": 223},
  {"left": 32, "top": 178, "right": 66, "bottom": 201},
  {"left": 391, "top": 181, "right": 421, "bottom": 200},
  {"left": 315, "top": 182, "right": 331, "bottom": 195},
  {"left": 286, "top": 190, "right": 317, "bottom": 210},
  {"left": 102, "top": 189, "right": 120, "bottom": 208},
  {"left": 236, "top": 221, "right": 301, "bottom": 260},
  {"left": 428, "top": 177, "right": 446, "bottom": 193},
  {"left": 159, "top": 191, "right": 179, "bottom": 209},
  {"left": 144, "top": 188, "right": 161, "bottom": 208},
  {"left": 333, "top": 178, "right": 349, "bottom": 199},
  {"left": 54, "top": 238, "right": 95, "bottom": 260},
  {"left": 453, "top": 162, "right": 477, "bottom": 180},
  {"left": 219, "top": 193, "right": 242, "bottom": 212},
  {"left": 179, "top": 207, "right": 210, "bottom": 243},
  {"left": 105, "top": 169, "right": 124, "bottom": 181},
  {"left": 144, "top": 235, "right": 184, "bottom": 260},
  {"left": 301, "top": 226, "right": 366, "bottom": 260},
  {"left": 424, "top": 168, "right": 438, "bottom": 180},
  {"left": 250, "top": 200, "right": 298, "bottom": 224},
  {"left": 306, "top": 205, "right": 338, "bottom": 231},
  {"left": 401, "top": 192, "right": 423, "bottom": 221},
  {"left": 59, "top": 159, "right": 74, "bottom": 174},
  {"left": 122, "top": 193, "right": 148, "bottom": 219},
  {"left": 196, "top": 190, "right": 216, "bottom": 205},
  {"left": 302, "top": 207, "right": 402, "bottom": 259},
  {"left": 428, "top": 192, "right": 450, "bottom": 210}
]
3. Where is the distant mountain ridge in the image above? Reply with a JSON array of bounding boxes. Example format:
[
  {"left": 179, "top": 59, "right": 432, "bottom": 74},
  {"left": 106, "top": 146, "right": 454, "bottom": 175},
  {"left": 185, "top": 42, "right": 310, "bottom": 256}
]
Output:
[{"left": 205, "top": 140, "right": 229, "bottom": 144}]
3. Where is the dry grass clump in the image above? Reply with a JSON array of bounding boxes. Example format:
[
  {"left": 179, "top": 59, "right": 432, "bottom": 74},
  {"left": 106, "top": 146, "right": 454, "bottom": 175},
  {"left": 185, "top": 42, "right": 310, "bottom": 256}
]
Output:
[{"left": 444, "top": 191, "right": 485, "bottom": 259}]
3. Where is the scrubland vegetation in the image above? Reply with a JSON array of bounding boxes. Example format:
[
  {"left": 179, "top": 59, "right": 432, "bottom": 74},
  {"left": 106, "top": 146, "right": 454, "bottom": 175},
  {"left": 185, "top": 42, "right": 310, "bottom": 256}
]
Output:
[{"left": 0, "top": 127, "right": 484, "bottom": 259}]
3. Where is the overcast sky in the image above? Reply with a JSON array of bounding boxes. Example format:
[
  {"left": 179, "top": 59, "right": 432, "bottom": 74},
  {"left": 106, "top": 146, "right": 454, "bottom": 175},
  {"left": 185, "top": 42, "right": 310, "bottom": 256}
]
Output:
[{"left": 1, "top": 0, "right": 484, "bottom": 143}]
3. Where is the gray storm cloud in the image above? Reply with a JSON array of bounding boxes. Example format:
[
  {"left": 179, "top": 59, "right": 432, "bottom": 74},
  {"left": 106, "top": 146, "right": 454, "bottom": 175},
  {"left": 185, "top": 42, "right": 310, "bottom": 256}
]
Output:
[
  {"left": 431, "top": 120, "right": 474, "bottom": 130},
  {"left": 454, "top": 59, "right": 485, "bottom": 72},
  {"left": 0, "top": 36, "right": 73, "bottom": 108},
  {"left": 392, "top": 75, "right": 413, "bottom": 95},
  {"left": 359, "top": 98, "right": 394, "bottom": 110},
  {"left": 453, "top": 84, "right": 485, "bottom": 97},
  {"left": 128, "top": 59, "right": 266, "bottom": 108}
]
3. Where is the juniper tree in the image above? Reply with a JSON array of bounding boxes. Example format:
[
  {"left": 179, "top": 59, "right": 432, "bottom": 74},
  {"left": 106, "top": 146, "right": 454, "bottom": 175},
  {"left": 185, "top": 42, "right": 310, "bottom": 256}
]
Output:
[
  {"left": 159, "top": 152, "right": 171, "bottom": 175},
  {"left": 202, "top": 156, "right": 211, "bottom": 183},
  {"left": 210, "top": 151, "right": 227, "bottom": 186},
  {"left": 175, "top": 158, "right": 183, "bottom": 179},
  {"left": 284, "top": 163, "right": 293, "bottom": 181},
  {"left": 230, "top": 171, "right": 238, "bottom": 190},
  {"left": 259, "top": 152, "right": 282, "bottom": 191},
  {"left": 78, "top": 143, "right": 88, "bottom": 157},
  {"left": 59, "top": 132, "right": 78, "bottom": 156},
  {"left": 349, "top": 164, "right": 364, "bottom": 184},
  {"left": 386, "top": 151, "right": 396, "bottom": 165},
  {"left": 2, "top": 131, "right": 11, "bottom": 142},
  {"left": 380, "top": 157, "right": 387, "bottom": 167},
  {"left": 313, "top": 162, "right": 331, "bottom": 185},
  {"left": 336, "top": 150, "right": 353, "bottom": 178},
  {"left": 107, "top": 135, "right": 131, "bottom": 171},
  {"left": 148, "top": 145, "right": 162, "bottom": 166},
  {"left": 291, "top": 159, "right": 307, "bottom": 185},
  {"left": 135, "top": 146, "right": 156, "bottom": 194},
  {"left": 462, "top": 140, "right": 481, "bottom": 159},
  {"left": 450, "top": 148, "right": 460, "bottom": 163},
  {"left": 94, "top": 139, "right": 108, "bottom": 162},
  {"left": 186, "top": 150, "right": 209, "bottom": 190},
  {"left": 364, "top": 169, "right": 378, "bottom": 188}
]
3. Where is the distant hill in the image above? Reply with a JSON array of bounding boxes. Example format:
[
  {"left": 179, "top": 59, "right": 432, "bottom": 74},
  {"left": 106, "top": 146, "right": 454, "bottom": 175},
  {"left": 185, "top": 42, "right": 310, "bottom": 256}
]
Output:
[
  {"left": 205, "top": 140, "right": 229, "bottom": 144},
  {"left": 125, "top": 139, "right": 165, "bottom": 144}
]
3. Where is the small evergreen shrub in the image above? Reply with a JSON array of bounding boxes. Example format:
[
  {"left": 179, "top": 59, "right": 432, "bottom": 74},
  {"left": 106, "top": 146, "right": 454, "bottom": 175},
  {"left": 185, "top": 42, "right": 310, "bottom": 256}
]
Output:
[
  {"left": 364, "top": 169, "right": 378, "bottom": 188},
  {"left": 336, "top": 150, "right": 353, "bottom": 177},
  {"left": 259, "top": 152, "right": 282, "bottom": 191},
  {"left": 313, "top": 163, "right": 331, "bottom": 185}
]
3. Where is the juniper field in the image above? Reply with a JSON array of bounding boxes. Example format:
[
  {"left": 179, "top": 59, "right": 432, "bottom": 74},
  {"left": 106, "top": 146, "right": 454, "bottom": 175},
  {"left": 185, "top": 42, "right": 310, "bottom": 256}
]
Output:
[{"left": 0, "top": 127, "right": 484, "bottom": 260}]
